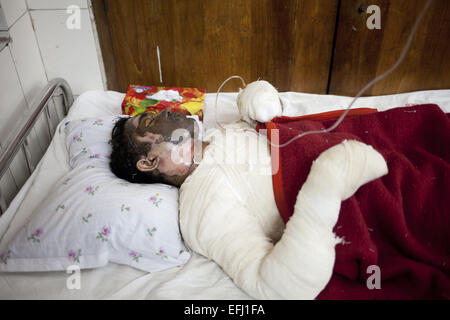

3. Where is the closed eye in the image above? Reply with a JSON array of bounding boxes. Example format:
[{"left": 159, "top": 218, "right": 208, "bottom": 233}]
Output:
[
  {"left": 144, "top": 117, "right": 154, "bottom": 127},
  {"left": 138, "top": 114, "right": 154, "bottom": 128}
]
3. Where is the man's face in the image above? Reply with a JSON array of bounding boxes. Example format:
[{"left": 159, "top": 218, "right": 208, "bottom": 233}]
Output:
[
  {"left": 130, "top": 108, "right": 195, "bottom": 139},
  {"left": 127, "top": 109, "right": 196, "bottom": 178}
]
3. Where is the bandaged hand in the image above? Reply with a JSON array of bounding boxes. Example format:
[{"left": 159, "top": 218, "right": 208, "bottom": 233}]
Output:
[{"left": 236, "top": 80, "right": 283, "bottom": 125}]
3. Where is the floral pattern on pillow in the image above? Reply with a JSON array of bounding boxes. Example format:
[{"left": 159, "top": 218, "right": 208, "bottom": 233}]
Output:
[
  {"left": 68, "top": 249, "right": 82, "bottom": 263},
  {"left": 0, "top": 116, "right": 190, "bottom": 273}
]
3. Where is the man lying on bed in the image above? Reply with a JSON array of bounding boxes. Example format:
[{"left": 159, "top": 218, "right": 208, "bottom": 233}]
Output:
[{"left": 109, "top": 84, "right": 389, "bottom": 299}]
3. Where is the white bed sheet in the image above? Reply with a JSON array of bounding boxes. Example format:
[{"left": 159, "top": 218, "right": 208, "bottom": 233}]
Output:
[{"left": 1, "top": 88, "right": 449, "bottom": 299}]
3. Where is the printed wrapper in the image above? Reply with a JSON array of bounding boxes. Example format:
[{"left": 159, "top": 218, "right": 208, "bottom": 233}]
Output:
[{"left": 121, "top": 85, "right": 206, "bottom": 120}]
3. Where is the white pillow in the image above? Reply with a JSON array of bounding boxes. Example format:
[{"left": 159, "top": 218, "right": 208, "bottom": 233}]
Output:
[{"left": 0, "top": 115, "right": 190, "bottom": 272}]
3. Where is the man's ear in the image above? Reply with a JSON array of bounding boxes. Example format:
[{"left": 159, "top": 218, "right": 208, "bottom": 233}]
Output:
[{"left": 136, "top": 156, "right": 160, "bottom": 172}]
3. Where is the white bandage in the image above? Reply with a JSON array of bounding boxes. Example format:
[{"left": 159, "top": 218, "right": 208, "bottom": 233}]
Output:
[
  {"left": 237, "top": 80, "right": 283, "bottom": 124},
  {"left": 259, "top": 140, "right": 388, "bottom": 298}
]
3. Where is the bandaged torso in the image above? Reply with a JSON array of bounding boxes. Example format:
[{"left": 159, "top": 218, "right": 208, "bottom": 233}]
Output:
[{"left": 179, "top": 122, "right": 284, "bottom": 259}]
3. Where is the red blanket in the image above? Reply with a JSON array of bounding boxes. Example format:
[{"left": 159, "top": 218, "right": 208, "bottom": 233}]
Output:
[{"left": 258, "top": 104, "right": 450, "bottom": 299}]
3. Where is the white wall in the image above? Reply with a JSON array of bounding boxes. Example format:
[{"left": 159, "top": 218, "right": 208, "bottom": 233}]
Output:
[
  {"left": 0, "top": 0, "right": 105, "bottom": 207},
  {"left": 0, "top": 0, "right": 105, "bottom": 141}
]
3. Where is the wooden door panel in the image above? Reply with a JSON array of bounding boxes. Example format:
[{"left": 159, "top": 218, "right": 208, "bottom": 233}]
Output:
[
  {"left": 94, "top": 0, "right": 338, "bottom": 93},
  {"left": 329, "top": 0, "right": 450, "bottom": 96},
  {"left": 105, "top": 0, "right": 161, "bottom": 91}
]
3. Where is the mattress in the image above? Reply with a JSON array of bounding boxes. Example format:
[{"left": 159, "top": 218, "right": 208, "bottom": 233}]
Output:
[{"left": 1, "top": 88, "right": 449, "bottom": 299}]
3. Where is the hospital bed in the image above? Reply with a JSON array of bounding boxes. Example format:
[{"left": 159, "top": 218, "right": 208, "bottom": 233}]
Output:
[{"left": 0, "top": 78, "right": 449, "bottom": 299}]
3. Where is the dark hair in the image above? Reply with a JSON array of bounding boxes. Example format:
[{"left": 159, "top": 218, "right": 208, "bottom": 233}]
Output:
[{"left": 109, "top": 117, "right": 167, "bottom": 184}]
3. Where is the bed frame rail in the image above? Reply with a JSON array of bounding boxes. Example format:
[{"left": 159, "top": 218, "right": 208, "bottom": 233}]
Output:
[{"left": 0, "top": 78, "right": 74, "bottom": 215}]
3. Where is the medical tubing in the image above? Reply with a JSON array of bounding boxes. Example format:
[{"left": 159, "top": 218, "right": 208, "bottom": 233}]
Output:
[
  {"left": 267, "top": 0, "right": 433, "bottom": 148},
  {"left": 214, "top": 75, "right": 246, "bottom": 131}
]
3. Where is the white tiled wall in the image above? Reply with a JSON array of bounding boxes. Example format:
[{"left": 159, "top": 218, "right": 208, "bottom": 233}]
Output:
[
  {"left": 0, "top": 0, "right": 105, "bottom": 98},
  {"left": 0, "top": 0, "right": 106, "bottom": 210},
  {"left": 8, "top": 11, "right": 48, "bottom": 107},
  {"left": 31, "top": 8, "right": 104, "bottom": 95},
  {"left": 0, "top": 48, "right": 28, "bottom": 148},
  {"left": 0, "top": 0, "right": 27, "bottom": 28}
]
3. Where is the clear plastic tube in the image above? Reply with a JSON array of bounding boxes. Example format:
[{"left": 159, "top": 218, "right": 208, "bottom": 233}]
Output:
[{"left": 214, "top": 75, "right": 246, "bottom": 131}]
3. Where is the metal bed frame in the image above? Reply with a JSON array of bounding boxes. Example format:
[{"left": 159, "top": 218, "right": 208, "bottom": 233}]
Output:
[{"left": 0, "top": 78, "right": 74, "bottom": 215}]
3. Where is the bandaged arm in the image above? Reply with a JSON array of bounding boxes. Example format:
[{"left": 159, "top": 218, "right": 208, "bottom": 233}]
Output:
[{"left": 181, "top": 140, "right": 388, "bottom": 299}]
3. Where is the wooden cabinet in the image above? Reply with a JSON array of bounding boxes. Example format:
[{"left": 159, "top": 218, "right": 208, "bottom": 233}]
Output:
[{"left": 93, "top": 0, "right": 450, "bottom": 95}]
